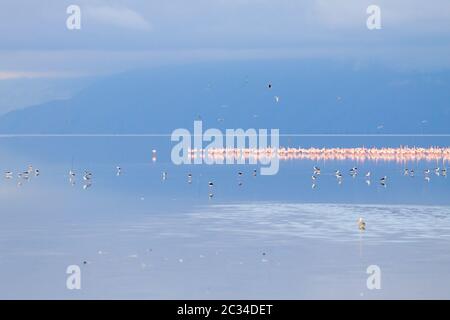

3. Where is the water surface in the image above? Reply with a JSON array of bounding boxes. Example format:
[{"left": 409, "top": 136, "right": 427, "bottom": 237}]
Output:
[{"left": 1, "top": 137, "right": 450, "bottom": 299}]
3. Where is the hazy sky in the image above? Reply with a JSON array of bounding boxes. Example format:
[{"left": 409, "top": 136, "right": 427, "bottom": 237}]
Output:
[
  {"left": 0, "top": 0, "right": 450, "bottom": 112},
  {"left": 1, "top": 0, "right": 450, "bottom": 76}
]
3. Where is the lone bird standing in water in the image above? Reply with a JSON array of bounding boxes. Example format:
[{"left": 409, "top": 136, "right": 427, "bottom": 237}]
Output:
[
  {"left": 208, "top": 181, "right": 214, "bottom": 198},
  {"left": 358, "top": 217, "right": 366, "bottom": 231}
]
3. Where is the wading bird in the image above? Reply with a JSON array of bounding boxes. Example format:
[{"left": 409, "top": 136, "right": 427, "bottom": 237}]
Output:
[
  {"left": 313, "top": 166, "right": 321, "bottom": 175},
  {"left": 358, "top": 217, "right": 366, "bottom": 231}
]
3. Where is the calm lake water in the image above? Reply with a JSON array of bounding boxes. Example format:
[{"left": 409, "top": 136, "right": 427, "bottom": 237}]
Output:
[{"left": 1, "top": 136, "right": 450, "bottom": 299}]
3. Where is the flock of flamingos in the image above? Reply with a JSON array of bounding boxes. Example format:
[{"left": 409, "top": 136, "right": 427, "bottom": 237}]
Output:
[{"left": 189, "top": 146, "right": 450, "bottom": 162}]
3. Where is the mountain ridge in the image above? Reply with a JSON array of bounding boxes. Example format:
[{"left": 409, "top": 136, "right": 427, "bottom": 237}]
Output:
[{"left": 1, "top": 60, "right": 449, "bottom": 134}]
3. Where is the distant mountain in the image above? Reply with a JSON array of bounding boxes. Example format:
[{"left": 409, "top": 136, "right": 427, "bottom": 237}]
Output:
[{"left": 1, "top": 60, "right": 449, "bottom": 134}]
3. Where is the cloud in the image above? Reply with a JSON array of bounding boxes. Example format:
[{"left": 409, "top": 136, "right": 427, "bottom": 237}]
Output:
[
  {"left": 2, "top": 46, "right": 450, "bottom": 81},
  {"left": 0, "top": 71, "right": 76, "bottom": 80},
  {"left": 85, "top": 5, "right": 151, "bottom": 31},
  {"left": 310, "top": 0, "right": 450, "bottom": 32}
]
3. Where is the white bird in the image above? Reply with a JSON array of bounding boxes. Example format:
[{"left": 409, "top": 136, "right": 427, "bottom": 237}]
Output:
[
  {"left": 162, "top": 171, "right": 167, "bottom": 180},
  {"left": 336, "top": 172, "right": 343, "bottom": 184},
  {"left": 365, "top": 171, "right": 371, "bottom": 178},
  {"left": 4, "top": 171, "right": 13, "bottom": 179},
  {"left": 18, "top": 172, "right": 29, "bottom": 180},
  {"left": 313, "top": 166, "right": 321, "bottom": 175},
  {"left": 116, "top": 166, "right": 122, "bottom": 176},
  {"left": 34, "top": 169, "right": 40, "bottom": 176},
  {"left": 404, "top": 168, "right": 409, "bottom": 176},
  {"left": 358, "top": 217, "right": 366, "bottom": 231},
  {"left": 83, "top": 171, "right": 92, "bottom": 181},
  {"left": 424, "top": 169, "right": 430, "bottom": 175}
]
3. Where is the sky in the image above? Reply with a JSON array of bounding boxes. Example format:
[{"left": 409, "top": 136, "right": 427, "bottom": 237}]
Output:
[{"left": 0, "top": 0, "right": 450, "bottom": 113}]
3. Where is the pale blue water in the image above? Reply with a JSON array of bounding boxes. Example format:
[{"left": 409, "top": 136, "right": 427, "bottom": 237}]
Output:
[{"left": 1, "top": 137, "right": 450, "bottom": 299}]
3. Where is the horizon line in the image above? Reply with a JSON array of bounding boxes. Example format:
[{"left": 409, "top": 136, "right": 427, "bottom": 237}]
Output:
[{"left": 1, "top": 134, "right": 450, "bottom": 138}]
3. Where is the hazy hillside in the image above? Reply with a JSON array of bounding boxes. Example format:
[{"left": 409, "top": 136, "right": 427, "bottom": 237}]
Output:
[{"left": 1, "top": 60, "right": 449, "bottom": 134}]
